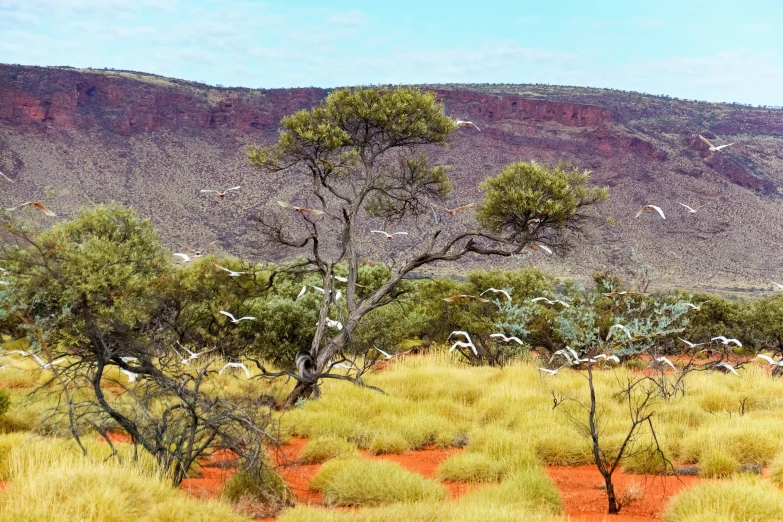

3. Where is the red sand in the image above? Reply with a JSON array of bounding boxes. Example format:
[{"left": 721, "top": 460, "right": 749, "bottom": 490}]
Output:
[{"left": 180, "top": 436, "right": 700, "bottom": 521}]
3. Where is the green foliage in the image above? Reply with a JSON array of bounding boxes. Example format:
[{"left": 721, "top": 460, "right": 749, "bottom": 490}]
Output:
[
  {"left": 299, "top": 437, "right": 359, "bottom": 464},
  {"left": 476, "top": 161, "right": 608, "bottom": 244},
  {"left": 368, "top": 431, "right": 408, "bottom": 455},
  {"left": 437, "top": 452, "right": 508, "bottom": 482},
  {"left": 310, "top": 458, "right": 446, "bottom": 507},
  {"left": 663, "top": 476, "right": 783, "bottom": 522},
  {"left": 698, "top": 450, "right": 739, "bottom": 478}
]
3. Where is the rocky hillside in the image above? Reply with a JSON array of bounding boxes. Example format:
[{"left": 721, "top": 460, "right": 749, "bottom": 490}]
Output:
[{"left": 2, "top": 64, "right": 783, "bottom": 294}]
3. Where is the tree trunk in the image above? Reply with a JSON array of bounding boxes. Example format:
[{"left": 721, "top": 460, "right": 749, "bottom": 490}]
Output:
[
  {"left": 281, "top": 381, "right": 315, "bottom": 410},
  {"left": 604, "top": 473, "right": 620, "bottom": 514}
]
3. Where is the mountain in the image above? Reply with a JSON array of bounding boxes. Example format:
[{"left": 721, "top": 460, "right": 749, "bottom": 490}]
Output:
[{"left": 2, "top": 64, "right": 783, "bottom": 295}]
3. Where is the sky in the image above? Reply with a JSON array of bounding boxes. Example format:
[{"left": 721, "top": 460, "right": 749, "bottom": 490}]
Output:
[{"left": 1, "top": 0, "right": 782, "bottom": 105}]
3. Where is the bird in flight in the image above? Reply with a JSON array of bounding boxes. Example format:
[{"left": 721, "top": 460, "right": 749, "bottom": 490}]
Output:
[
  {"left": 711, "top": 336, "right": 742, "bottom": 347},
  {"left": 635, "top": 205, "right": 666, "bottom": 220},
  {"left": 677, "top": 202, "right": 704, "bottom": 213},
  {"left": 371, "top": 230, "right": 408, "bottom": 240},
  {"left": 531, "top": 297, "right": 569, "bottom": 307},
  {"left": 528, "top": 244, "right": 553, "bottom": 255},
  {"left": 552, "top": 346, "right": 580, "bottom": 366},
  {"left": 655, "top": 356, "right": 677, "bottom": 372},
  {"left": 538, "top": 366, "right": 565, "bottom": 376},
  {"left": 432, "top": 203, "right": 474, "bottom": 216},
  {"left": 490, "top": 333, "right": 523, "bottom": 345},
  {"left": 699, "top": 135, "right": 733, "bottom": 152},
  {"left": 375, "top": 347, "right": 395, "bottom": 360},
  {"left": 200, "top": 186, "right": 240, "bottom": 200},
  {"left": 219, "top": 362, "right": 251, "bottom": 378},
  {"left": 678, "top": 338, "right": 706, "bottom": 349},
  {"left": 608, "top": 323, "right": 633, "bottom": 340},
  {"left": 594, "top": 353, "right": 621, "bottom": 364},
  {"left": 755, "top": 354, "right": 783, "bottom": 367},
  {"left": 454, "top": 120, "right": 480, "bottom": 131},
  {"left": 0, "top": 170, "right": 14, "bottom": 182},
  {"left": 173, "top": 253, "right": 192, "bottom": 263},
  {"left": 296, "top": 286, "right": 307, "bottom": 299},
  {"left": 442, "top": 295, "right": 491, "bottom": 303},
  {"left": 685, "top": 303, "right": 701, "bottom": 311},
  {"left": 318, "top": 317, "right": 343, "bottom": 331},
  {"left": 6, "top": 201, "right": 56, "bottom": 217},
  {"left": 215, "top": 264, "right": 247, "bottom": 277},
  {"left": 219, "top": 310, "right": 256, "bottom": 324},
  {"left": 277, "top": 201, "right": 324, "bottom": 215},
  {"left": 716, "top": 361, "right": 738, "bottom": 375},
  {"left": 480, "top": 288, "right": 513, "bottom": 302},
  {"left": 448, "top": 331, "right": 478, "bottom": 354},
  {"left": 175, "top": 342, "right": 216, "bottom": 363}
]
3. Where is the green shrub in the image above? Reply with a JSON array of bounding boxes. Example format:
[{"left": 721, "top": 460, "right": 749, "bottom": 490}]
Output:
[
  {"left": 664, "top": 476, "right": 783, "bottom": 522},
  {"left": 222, "top": 464, "right": 292, "bottom": 507},
  {"left": 309, "top": 458, "right": 445, "bottom": 507},
  {"left": 299, "top": 437, "right": 358, "bottom": 464},
  {"left": 368, "top": 431, "right": 408, "bottom": 455},
  {"left": 460, "top": 468, "right": 563, "bottom": 515},
  {"left": 437, "top": 453, "right": 508, "bottom": 482},
  {"left": 698, "top": 451, "right": 739, "bottom": 478}
]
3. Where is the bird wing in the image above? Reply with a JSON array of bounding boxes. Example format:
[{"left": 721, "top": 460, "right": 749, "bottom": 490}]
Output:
[
  {"left": 711, "top": 336, "right": 727, "bottom": 342},
  {"left": 489, "top": 333, "right": 506, "bottom": 339},
  {"left": 448, "top": 331, "right": 470, "bottom": 341},
  {"left": 699, "top": 135, "right": 716, "bottom": 148},
  {"left": 226, "top": 186, "right": 241, "bottom": 191},
  {"left": 531, "top": 297, "right": 548, "bottom": 302},
  {"left": 757, "top": 354, "right": 775, "bottom": 364},
  {"left": 375, "top": 347, "right": 392, "bottom": 358},
  {"left": 471, "top": 123, "right": 481, "bottom": 131},
  {"left": 650, "top": 205, "right": 666, "bottom": 219},
  {"left": 310, "top": 285, "right": 325, "bottom": 293},
  {"left": 200, "top": 189, "right": 217, "bottom": 193},
  {"left": 566, "top": 346, "right": 579, "bottom": 360},
  {"left": 538, "top": 368, "right": 556, "bottom": 375},
  {"left": 0, "top": 171, "right": 14, "bottom": 182},
  {"left": 431, "top": 204, "right": 448, "bottom": 211},
  {"left": 277, "top": 201, "right": 296, "bottom": 209},
  {"left": 297, "top": 286, "right": 307, "bottom": 299},
  {"left": 219, "top": 310, "right": 237, "bottom": 321},
  {"left": 634, "top": 208, "right": 645, "bottom": 219},
  {"left": 173, "top": 253, "right": 191, "bottom": 262},
  {"left": 31, "top": 202, "right": 56, "bottom": 217},
  {"left": 677, "top": 202, "right": 696, "bottom": 212},
  {"left": 393, "top": 232, "right": 408, "bottom": 236},
  {"left": 729, "top": 339, "right": 742, "bottom": 347},
  {"left": 371, "top": 230, "right": 390, "bottom": 237},
  {"left": 554, "top": 300, "right": 569, "bottom": 307},
  {"left": 678, "top": 338, "right": 695, "bottom": 347},
  {"left": 215, "top": 264, "right": 232, "bottom": 273},
  {"left": 301, "top": 207, "right": 325, "bottom": 215},
  {"left": 238, "top": 316, "right": 256, "bottom": 322},
  {"left": 451, "top": 203, "right": 474, "bottom": 213},
  {"left": 716, "top": 144, "right": 733, "bottom": 150},
  {"left": 508, "top": 336, "right": 523, "bottom": 345}
]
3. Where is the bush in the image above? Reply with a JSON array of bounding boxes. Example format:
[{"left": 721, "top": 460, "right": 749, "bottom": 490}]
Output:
[
  {"left": 437, "top": 452, "right": 508, "bottom": 482},
  {"left": 698, "top": 450, "right": 739, "bottom": 478},
  {"left": 369, "top": 431, "right": 408, "bottom": 455},
  {"left": 664, "top": 476, "right": 783, "bottom": 522},
  {"left": 222, "top": 464, "right": 292, "bottom": 507},
  {"left": 309, "top": 458, "right": 445, "bottom": 506},
  {"left": 299, "top": 437, "right": 358, "bottom": 464},
  {"left": 460, "top": 468, "right": 563, "bottom": 515}
]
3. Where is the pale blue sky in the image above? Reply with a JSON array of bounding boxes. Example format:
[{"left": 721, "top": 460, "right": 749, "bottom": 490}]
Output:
[{"left": 1, "top": 0, "right": 782, "bottom": 105}]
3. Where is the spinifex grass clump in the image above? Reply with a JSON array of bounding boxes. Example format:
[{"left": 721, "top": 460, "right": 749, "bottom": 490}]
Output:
[
  {"left": 664, "top": 476, "right": 783, "bottom": 522},
  {"left": 299, "top": 437, "right": 359, "bottom": 464}
]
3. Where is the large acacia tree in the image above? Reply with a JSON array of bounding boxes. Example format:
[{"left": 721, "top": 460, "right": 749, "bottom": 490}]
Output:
[{"left": 250, "top": 86, "right": 609, "bottom": 408}]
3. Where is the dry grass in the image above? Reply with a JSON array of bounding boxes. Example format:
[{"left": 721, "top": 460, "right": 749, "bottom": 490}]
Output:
[{"left": 663, "top": 476, "right": 783, "bottom": 522}]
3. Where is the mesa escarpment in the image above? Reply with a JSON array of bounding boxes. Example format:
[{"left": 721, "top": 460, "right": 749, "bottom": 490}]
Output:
[{"left": 2, "top": 63, "right": 783, "bottom": 293}]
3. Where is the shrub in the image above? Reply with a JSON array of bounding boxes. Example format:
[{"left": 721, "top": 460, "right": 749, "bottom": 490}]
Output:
[
  {"left": 368, "top": 431, "right": 408, "bottom": 455},
  {"left": 460, "top": 468, "right": 563, "bottom": 515},
  {"left": 299, "top": 437, "right": 359, "bottom": 464},
  {"left": 437, "top": 452, "right": 508, "bottom": 482},
  {"left": 664, "top": 476, "right": 783, "bottom": 522},
  {"left": 698, "top": 450, "right": 739, "bottom": 478},
  {"left": 222, "top": 464, "right": 292, "bottom": 508},
  {"left": 309, "top": 458, "right": 445, "bottom": 506}
]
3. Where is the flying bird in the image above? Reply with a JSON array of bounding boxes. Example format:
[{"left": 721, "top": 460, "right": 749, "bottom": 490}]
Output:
[
  {"left": 755, "top": 354, "right": 783, "bottom": 367},
  {"left": 319, "top": 317, "right": 343, "bottom": 331},
  {"left": 277, "top": 201, "right": 324, "bottom": 215},
  {"left": 176, "top": 342, "right": 216, "bottom": 362},
  {"left": 219, "top": 311, "right": 256, "bottom": 324},
  {"left": 200, "top": 186, "right": 240, "bottom": 200},
  {"left": 699, "top": 135, "right": 733, "bottom": 152},
  {"left": 552, "top": 348, "right": 577, "bottom": 365},
  {"left": 490, "top": 333, "right": 523, "bottom": 344},
  {"left": 635, "top": 205, "right": 666, "bottom": 220},
  {"left": 450, "top": 340, "right": 477, "bottom": 355},
  {"left": 711, "top": 336, "right": 742, "bottom": 347},
  {"left": 215, "top": 264, "right": 247, "bottom": 277},
  {"left": 119, "top": 368, "right": 138, "bottom": 382},
  {"left": 677, "top": 202, "right": 700, "bottom": 213},
  {"left": 528, "top": 244, "right": 553, "bottom": 255},
  {"left": 6, "top": 201, "right": 56, "bottom": 217},
  {"left": 173, "top": 253, "right": 191, "bottom": 263},
  {"left": 655, "top": 356, "right": 677, "bottom": 372},
  {"left": 608, "top": 324, "right": 633, "bottom": 340},
  {"left": 685, "top": 303, "right": 701, "bottom": 311},
  {"left": 375, "top": 347, "right": 394, "bottom": 360},
  {"left": 716, "top": 361, "right": 739, "bottom": 375},
  {"left": 442, "top": 295, "right": 491, "bottom": 303},
  {"left": 219, "top": 362, "right": 251, "bottom": 378},
  {"left": 595, "top": 354, "right": 621, "bottom": 363},
  {"left": 678, "top": 338, "right": 706, "bottom": 349},
  {"left": 454, "top": 120, "right": 480, "bottom": 131},
  {"left": 531, "top": 297, "right": 569, "bottom": 307},
  {"left": 371, "top": 230, "right": 408, "bottom": 240},
  {"left": 538, "top": 366, "right": 565, "bottom": 376},
  {"left": 432, "top": 203, "right": 474, "bottom": 216},
  {"left": 480, "top": 288, "right": 512, "bottom": 302},
  {"left": 296, "top": 285, "right": 307, "bottom": 299}
]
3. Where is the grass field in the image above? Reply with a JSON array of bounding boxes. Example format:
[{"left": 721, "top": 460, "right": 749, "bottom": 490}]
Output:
[{"left": 3, "top": 347, "right": 783, "bottom": 520}]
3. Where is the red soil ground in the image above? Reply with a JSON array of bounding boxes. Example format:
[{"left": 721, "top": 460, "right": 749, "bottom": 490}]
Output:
[{"left": 180, "top": 437, "right": 699, "bottom": 521}]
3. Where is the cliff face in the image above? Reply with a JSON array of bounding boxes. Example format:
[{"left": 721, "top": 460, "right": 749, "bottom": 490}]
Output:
[{"left": 2, "top": 64, "right": 783, "bottom": 293}]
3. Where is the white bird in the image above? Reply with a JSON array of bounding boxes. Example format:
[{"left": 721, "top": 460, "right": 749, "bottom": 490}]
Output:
[
  {"left": 655, "top": 356, "right": 677, "bottom": 372},
  {"left": 608, "top": 324, "right": 633, "bottom": 340},
  {"left": 6, "top": 201, "right": 56, "bottom": 217},
  {"left": 173, "top": 253, "right": 191, "bottom": 263},
  {"left": 171, "top": 346, "right": 192, "bottom": 365},
  {"left": 716, "top": 361, "right": 739, "bottom": 375},
  {"left": 755, "top": 354, "right": 783, "bottom": 366},
  {"left": 200, "top": 186, "right": 240, "bottom": 200},
  {"left": 432, "top": 203, "right": 474, "bottom": 216},
  {"left": 219, "top": 362, "right": 251, "bottom": 378},
  {"left": 448, "top": 331, "right": 473, "bottom": 343},
  {"left": 332, "top": 362, "right": 357, "bottom": 370},
  {"left": 677, "top": 202, "right": 699, "bottom": 213},
  {"left": 120, "top": 357, "right": 138, "bottom": 363},
  {"left": 371, "top": 230, "right": 408, "bottom": 240},
  {"left": 335, "top": 290, "right": 342, "bottom": 302},
  {"left": 450, "top": 340, "right": 477, "bottom": 355},
  {"left": 277, "top": 201, "right": 324, "bottom": 215},
  {"left": 679, "top": 338, "right": 706, "bottom": 349},
  {"left": 538, "top": 366, "right": 565, "bottom": 376},
  {"left": 481, "top": 288, "right": 513, "bottom": 302},
  {"left": 319, "top": 317, "right": 343, "bottom": 331},
  {"left": 685, "top": 303, "right": 701, "bottom": 311},
  {"left": 552, "top": 348, "right": 576, "bottom": 365},
  {"left": 490, "top": 333, "right": 523, "bottom": 345},
  {"left": 215, "top": 264, "right": 247, "bottom": 277},
  {"left": 594, "top": 354, "right": 621, "bottom": 363},
  {"left": 177, "top": 342, "right": 216, "bottom": 361},
  {"left": 635, "top": 205, "right": 666, "bottom": 220},
  {"left": 333, "top": 276, "right": 348, "bottom": 283},
  {"left": 41, "top": 357, "right": 66, "bottom": 369},
  {"left": 120, "top": 368, "right": 138, "bottom": 382},
  {"left": 219, "top": 311, "right": 256, "bottom": 324},
  {"left": 773, "top": 281, "right": 783, "bottom": 291},
  {"left": 699, "top": 135, "right": 733, "bottom": 152},
  {"left": 310, "top": 285, "right": 325, "bottom": 293},
  {"left": 455, "top": 119, "right": 480, "bottom": 131},
  {"left": 528, "top": 244, "right": 553, "bottom": 255},
  {"left": 375, "top": 347, "right": 394, "bottom": 359},
  {"left": 711, "top": 336, "right": 742, "bottom": 347},
  {"left": 296, "top": 286, "right": 307, "bottom": 299},
  {"left": 531, "top": 297, "right": 569, "bottom": 307},
  {"left": 0, "top": 170, "right": 14, "bottom": 183}
]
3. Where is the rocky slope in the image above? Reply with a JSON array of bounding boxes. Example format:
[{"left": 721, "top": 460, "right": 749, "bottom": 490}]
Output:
[{"left": 2, "top": 64, "right": 783, "bottom": 294}]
